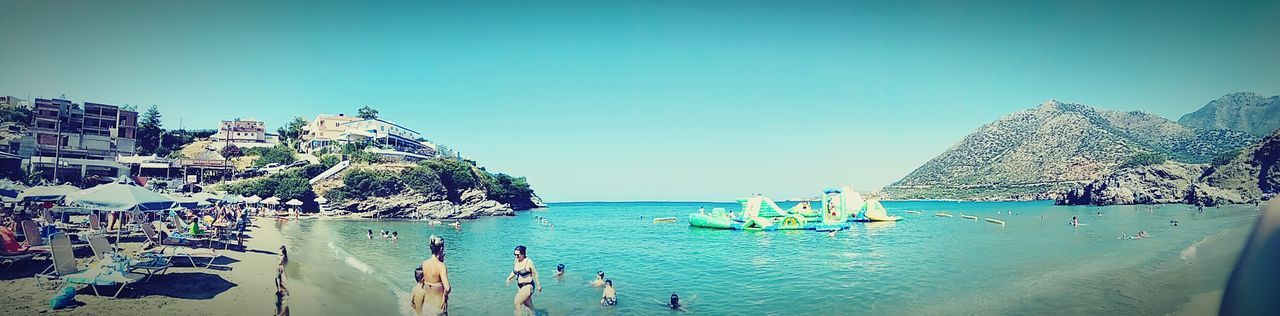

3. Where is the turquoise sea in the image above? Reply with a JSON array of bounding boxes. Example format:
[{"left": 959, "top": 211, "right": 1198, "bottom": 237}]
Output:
[{"left": 277, "top": 201, "right": 1259, "bottom": 315}]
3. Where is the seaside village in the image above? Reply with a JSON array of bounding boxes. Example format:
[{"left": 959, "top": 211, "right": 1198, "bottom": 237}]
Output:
[{"left": 0, "top": 95, "right": 461, "bottom": 313}]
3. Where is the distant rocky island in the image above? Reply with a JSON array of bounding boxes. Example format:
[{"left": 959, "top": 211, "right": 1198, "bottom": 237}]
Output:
[{"left": 883, "top": 92, "right": 1278, "bottom": 206}]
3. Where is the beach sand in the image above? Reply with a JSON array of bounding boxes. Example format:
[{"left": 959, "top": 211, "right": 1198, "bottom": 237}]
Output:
[
  {"left": 1172, "top": 290, "right": 1222, "bottom": 316},
  {"left": 1, "top": 218, "right": 287, "bottom": 315}
]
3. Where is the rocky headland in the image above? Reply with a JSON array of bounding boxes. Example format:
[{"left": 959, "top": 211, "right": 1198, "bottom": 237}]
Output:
[
  {"left": 311, "top": 159, "right": 543, "bottom": 219},
  {"left": 1058, "top": 128, "right": 1280, "bottom": 206},
  {"left": 883, "top": 95, "right": 1259, "bottom": 201}
]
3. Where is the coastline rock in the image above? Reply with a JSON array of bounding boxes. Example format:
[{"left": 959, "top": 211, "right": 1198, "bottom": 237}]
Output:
[
  {"left": 1184, "top": 183, "right": 1246, "bottom": 207},
  {"left": 1056, "top": 162, "right": 1206, "bottom": 205},
  {"left": 1058, "top": 128, "right": 1280, "bottom": 206},
  {"left": 340, "top": 189, "right": 514, "bottom": 219}
]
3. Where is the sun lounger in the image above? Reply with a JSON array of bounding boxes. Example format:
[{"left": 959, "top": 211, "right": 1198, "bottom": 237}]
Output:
[
  {"left": 153, "top": 223, "right": 219, "bottom": 268},
  {"left": 0, "top": 251, "right": 36, "bottom": 271},
  {"left": 88, "top": 235, "right": 170, "bottom": 281},
  {"left": 33, "top": 233, "right": 82, "bottom": 289},
  {"left": 19, "top": 220, "right": 52, "bottom": 255}
]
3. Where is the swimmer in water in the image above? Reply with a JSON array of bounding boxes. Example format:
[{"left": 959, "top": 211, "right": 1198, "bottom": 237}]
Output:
[
  {"left": 367, "top": 229, "right": 373, "bottom": 239},
  {"left": 655, "top": 293, "right": 692, "bottom": 312},
  {"left": 1121, "top": 230, "right": 1150, "bottom": 240},
  {"left": 1071, "top": 216, "right": 1079, "bottom": 227},
  {"left": 450, "top": 220, "right": 461, "bottom": 228},
  {"left": 590, "top": 271, "right": 606, "bottom": 287},
  {"left": 392, "top": 231, "right": 398, "bottom": 241},
  {"left": 554, "top": 264, "right": 564, "bottom": 278},
  {"left": 1097, "top": 211, "right": 1103, "bottom": 216},
  {"left": 600, "top": 279, "right": 617, "bottom": 306}
]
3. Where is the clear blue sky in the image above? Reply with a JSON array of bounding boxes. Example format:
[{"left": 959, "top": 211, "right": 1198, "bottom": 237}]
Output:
[{"left": 2, "top": 0, "right": 1278, "bottom": 201}]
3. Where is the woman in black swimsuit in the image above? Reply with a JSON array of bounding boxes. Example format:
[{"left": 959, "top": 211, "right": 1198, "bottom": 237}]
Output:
[{"left": 505, "top": 245, "right": 540, "bottom": 315}]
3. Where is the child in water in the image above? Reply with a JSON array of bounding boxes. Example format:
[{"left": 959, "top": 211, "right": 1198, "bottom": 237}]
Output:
[
  {"left": 600, "top": 279, "right": 617, "bottom": 306},
  {"left": 367, "top": 229, "right": 373, "bottom": 239},
  {"left": 656, "top": 293, "right": 692, "bottom": 312}
]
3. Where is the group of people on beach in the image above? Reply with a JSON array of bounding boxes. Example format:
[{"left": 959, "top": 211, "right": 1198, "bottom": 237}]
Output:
[{"left": 405, "top": 234, "right": 692, "bottom": 315}]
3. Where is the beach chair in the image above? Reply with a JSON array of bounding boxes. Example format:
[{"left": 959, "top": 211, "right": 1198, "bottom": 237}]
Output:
[
  {"left": 88, "top": 235, "right": 170, "bottom": 282},
  {"left": 0, "top": 251, "right": 35, "bottom": 271},
  {"left": 155, "top": 224, "right": 219, "bottom": 268},
  {"left": 19, "top": 220, "right": 51, "bottom": 254},
  {"left": 39, "top": 209, "right": 58, "bottom": 227},
  {"left": 33, "top": 233, "right": 82, "bottom": 288},
  {"left": 60, "top": 239, "right": 146, "bottom": 299}
]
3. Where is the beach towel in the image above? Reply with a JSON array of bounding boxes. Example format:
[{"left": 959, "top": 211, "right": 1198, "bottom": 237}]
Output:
[
  {"left": 50, "top": 286, "right": 76, "bottom": 310},
  {"left": 1, "top": 226, "right": 21, "bottom": 253}
]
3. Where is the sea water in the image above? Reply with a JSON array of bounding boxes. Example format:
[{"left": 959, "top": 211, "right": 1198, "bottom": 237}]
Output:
[{"left": 277, "top": 201, "right": 1258, "bottom": 315}]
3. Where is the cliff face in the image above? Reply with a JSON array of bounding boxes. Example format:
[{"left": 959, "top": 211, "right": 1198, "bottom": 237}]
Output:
[
  {"left": 1178, "top": 92, "right": 1280, "bottom": 136},
  {"left": 1057, "top": 162, "right": 1206, "bottom": 206},
  {"left": 885, "top": 99, "right": 1256, "bottom": 200},
  {"left": 1058, "top": 128, "right": 1280, "bottom": 206},
  {"left": 1201, "top": 128, "right": 1280, "bottom": 200}
]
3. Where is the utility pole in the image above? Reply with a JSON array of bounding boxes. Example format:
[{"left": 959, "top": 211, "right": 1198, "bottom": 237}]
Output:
[{"left": 53, "top": 114, "right": 62, "bottom": 184}]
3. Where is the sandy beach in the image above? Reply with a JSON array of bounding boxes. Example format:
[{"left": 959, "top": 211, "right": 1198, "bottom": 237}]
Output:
[{"left": 1, "top": 218, "right": 288, "bottom": 315}]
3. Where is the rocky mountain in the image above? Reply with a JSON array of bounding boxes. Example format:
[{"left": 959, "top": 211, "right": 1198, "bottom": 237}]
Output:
[
  {"left": 884, "top": 100, "right": 1257, "bottom": 200},
  {"left": 1059, "top": 128, "right": 1280, "bottom": 206},
  {"left": 1178, "top": 92, "right": 1280, "bottom": 136}
]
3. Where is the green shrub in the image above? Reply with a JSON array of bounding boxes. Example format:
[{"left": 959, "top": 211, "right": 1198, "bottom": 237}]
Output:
[
  {"left": 341, "top": 169, "right": 404, "bottom": 198},
  {"left": 403, "top": 166, "right": 446, "bottom": 199},
  {"left": 223, "top": 171, "right": 318, "bottom": 210},
  {"left": 420, "top": 158, "right": 481, "bottom": 201},
  {"left": 319, "top": 154, "right": 341, "bottom": 168},
  {"left": 300, "top": 164, "right": 329, "bottom": 179},
  {"left": 248, "top": 144, "right": 297, "bottom": 167},
  {"left": 1210, "top": 149, "right": 1241, "bottom": 166},
  {"left": 1118, "top": 152, "right": 1167, "bottom": 169},
  {"left": 485, "top": 173, "right": 533, "bottom": 204}
]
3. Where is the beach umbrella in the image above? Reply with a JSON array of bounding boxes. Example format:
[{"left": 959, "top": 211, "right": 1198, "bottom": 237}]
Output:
[
  {"left": 68, "top": 183, "right": 177, "bottom": 212},
  {"left": 262, "top": 197, "right": 280, "bottom": 205},
  {"left": 244, "top": 195, "right": 263, "bottom": 204},
  {"left": 18, "top": 185, "right": 81, "bottom": 202},
  {"left": 165, "top": 194, "right": 211, "bottom": 210},
  {"left": 285, "top": 199, "right": 304, "bottom": 206},
  {"left": 219, "top": 193, "right": 244, "bottom": 204},
  {"left": 68, "top": 182, "right": 177, "bottom": 248},
  {"left": 314, "top": 196, "right": 328, "bottom": 204}
]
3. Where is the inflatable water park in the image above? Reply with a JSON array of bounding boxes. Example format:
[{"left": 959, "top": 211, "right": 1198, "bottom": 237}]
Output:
[{"left": 688, "top": 187, "right": 902, "bottom": 232}]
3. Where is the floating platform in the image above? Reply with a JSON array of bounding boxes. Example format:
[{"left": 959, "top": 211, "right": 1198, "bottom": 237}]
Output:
[
  {"left": 985, "top": 218, "right": 1006, "bottom": 226},
  {"left": 935, "top": 212, "right": 954, "bottom": 218},
  {"left": 960, "top": 214, "right": 978, "bottom": 220},
  {"left": 653, "top": 217, "right": 678, "bottom": 223}
]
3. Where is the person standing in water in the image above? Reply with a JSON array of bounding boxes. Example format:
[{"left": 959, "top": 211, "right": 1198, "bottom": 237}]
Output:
[
  {"left": 1071, "top": 216, "right": 1079, "bottom": 227},
  {"left": 506, "top": 245, "right": 540, "bottom": 315},
  {"left": 553, "top": 264, "right": 565, "bottom": 278},
  {"left": 600, "top": 279, "right": 617, "bottom": 306},
  {"left": 414, "top": 235, "right": 450, "bottom": 316}
]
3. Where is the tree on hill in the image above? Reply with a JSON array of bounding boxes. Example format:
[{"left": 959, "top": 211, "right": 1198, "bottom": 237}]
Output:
[
  {"left": 276, "top": 116, "right": 307, "bottom": 148},
  {"left": 137, "top": 105, "right": 163, "bottom": 155},
  {"left": 357, "top": 106, "right": 379, "bottom": 119},
  {"left": 220, "top": 144, "right": 243, "bottom": 158}
]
